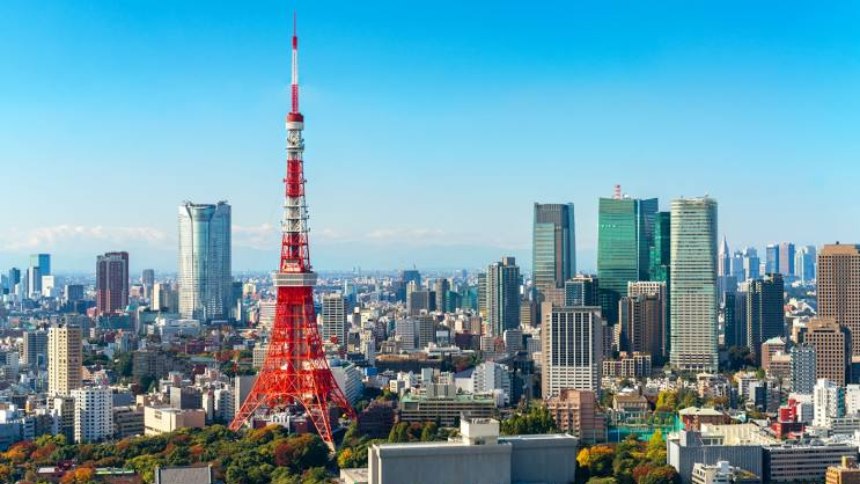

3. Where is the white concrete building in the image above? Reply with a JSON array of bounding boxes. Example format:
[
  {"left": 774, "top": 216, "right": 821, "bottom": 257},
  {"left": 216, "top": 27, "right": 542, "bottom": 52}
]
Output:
[{"left": 72, "top": 386, "right": 113, "bottom": 443}]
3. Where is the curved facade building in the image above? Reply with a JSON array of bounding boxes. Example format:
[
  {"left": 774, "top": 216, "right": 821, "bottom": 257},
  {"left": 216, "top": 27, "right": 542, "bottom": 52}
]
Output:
[{"left": 178, "top": 201, "right": 232, "bottom": 322}]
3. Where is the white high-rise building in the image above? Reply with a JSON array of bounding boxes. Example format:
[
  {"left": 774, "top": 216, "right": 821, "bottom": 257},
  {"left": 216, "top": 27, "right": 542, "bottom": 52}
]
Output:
[
  {"left": 178, "top": 201, "right": 232, "bottom": 322},
  {"left": 321, "top": 293, "right": 347, "bottom": 348},
  {"left": 48, "top": 325, "right": 82, "bottom": 396},
  {"left": 795, "top": 245, "right": 817, "bottom": 284},
  {"left": 813, "top": 379, "right": 845, "bottom": 428},
  {"left": 471, "top": 361, "right": 512, "bottom": 403},
  {"left": 541, "top": 303, "right": 603, "bottom": 397},
  {"left": 670, "top": 197, "right": 718, "bottom": 372},
  {"left": 72, "top": 386, "right": 113, "bottom": 443},
  {"left": 845, "top": 384, "right": 860, "bottom": 415}
]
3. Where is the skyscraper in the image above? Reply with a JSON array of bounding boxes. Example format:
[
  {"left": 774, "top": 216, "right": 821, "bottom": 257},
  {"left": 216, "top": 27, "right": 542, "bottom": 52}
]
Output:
[
  {"left": 486, "top": 257, "right": 521, "bottom": 336},
  {"left": 597, "top": 196, "right": 657, "bottom": 324},
  {"left": 564, "top": 275, "right": 599, "bottom": 307},
  {"left": 533, "top": 203, "right": 576, "bottom": 307},
  {"left": 741, "top": 274, "right": 785, "bottom": 360},
  {"left": 48, "top": 324, "right": 82, "bottom": 396},
  {"left": 649, "top": 211, "right": 671, "bottom": 282},
  {"left": 321, "top": 293, "right": 346, "bottom": 348},
  {"left": 669, "top": 197, "right": 718, "bottom": 372},
  {"left": 795, "top": 245, "right": 817, "bottom": 283},
  {"left": 805, "top": 317, "right": 850, "bottom": 387},
  {"left": 30, "top": 253, "right": 51, "bottom": 277},
  {"left": 141, "top": 269, "right": 155, "bottom": 298},
  {"left": 541, "top": 303, "right": 603, "bottom": 397},
  {"left": 742, "top": 247, "right": 761, "bottom": 281},
  {"left": 779, "top": 242, "right": 795, "bottom": 277},
  {"left": 765, "top": 244, "right": 780, "bottom": 275},
  {"left": 96, "top": 251, "right": 129, "bottom": 315},
  {"left": 626, "top": 281, "right": 668, "bottom": 361},
  {"left": 178, "top": 201, "right": 232, "bottom": 322},
  {"left": 22, "top": 329, "right": 48, "bottom": 369},
  {"left": 718, "top": 236, "right": 730, "bottom": 277},
  {"left": 817, "top": 244, "right": 860, "bottom": 356}
]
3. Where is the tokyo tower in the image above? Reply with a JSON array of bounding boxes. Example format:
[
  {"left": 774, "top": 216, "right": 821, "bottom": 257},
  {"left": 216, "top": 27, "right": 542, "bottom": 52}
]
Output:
[{"left": 229, "top": 17, "right": 356, "bottom": 448}]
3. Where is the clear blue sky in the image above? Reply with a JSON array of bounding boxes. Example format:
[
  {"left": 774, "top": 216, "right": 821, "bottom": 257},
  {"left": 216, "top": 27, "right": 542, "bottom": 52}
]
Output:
[{"left": 2, "top": 1, "right": 860, "bottom": 273}]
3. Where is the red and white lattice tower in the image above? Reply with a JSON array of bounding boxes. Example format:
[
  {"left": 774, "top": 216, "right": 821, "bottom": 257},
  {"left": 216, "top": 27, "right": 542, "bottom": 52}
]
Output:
[{"left": 230, "top": 17, "right": 356, "bottom": 448}]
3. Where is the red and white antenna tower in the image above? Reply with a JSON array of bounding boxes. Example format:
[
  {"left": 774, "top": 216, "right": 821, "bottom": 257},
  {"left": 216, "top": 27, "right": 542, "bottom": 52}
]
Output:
[
  {"left": 230, "top": 15, "right": 356, "bottom": 449},
  {"left": 614, "top": 184, "right": 622, "bottom": 200}
]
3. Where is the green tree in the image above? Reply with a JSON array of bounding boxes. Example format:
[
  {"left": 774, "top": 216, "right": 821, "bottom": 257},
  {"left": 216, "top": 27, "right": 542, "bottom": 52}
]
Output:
[
  {"left": 646, "top": 430, "right": 667, "bottom": 464},
  {"left": 420, "top": 422, "right": 438, "bottom": 442},
  {"left": 640, "top": 465, "right": 681, "bottom": 484}
]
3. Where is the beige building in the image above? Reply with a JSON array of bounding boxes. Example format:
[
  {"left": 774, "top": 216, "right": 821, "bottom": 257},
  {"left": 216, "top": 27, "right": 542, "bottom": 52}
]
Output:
[
  {"left": 827, "top": 456, "right": 860, "bottom": 484},
  {"left": 818, "top": 244, "right": 860, "bottom": 355},
  {"left": 541, "top": 303, "right": 603, "bottom": 396},
  {"left": 144, "top": 406, "right": 205, "bottom": 435},
  {"left": 48, "top": 325, "right": 82, "bottom": 396},
  {"left": 805, "top": 318, "right": 850, "bottom": 387},
  {"left": 545, "top": 389, "right": 606, "bottom": 444}
]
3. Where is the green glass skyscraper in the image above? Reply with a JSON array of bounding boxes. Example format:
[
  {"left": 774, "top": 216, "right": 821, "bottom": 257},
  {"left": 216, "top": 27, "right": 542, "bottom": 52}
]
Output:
[{"left": 597, "top": 196, "right": 657, "bottom": 324}]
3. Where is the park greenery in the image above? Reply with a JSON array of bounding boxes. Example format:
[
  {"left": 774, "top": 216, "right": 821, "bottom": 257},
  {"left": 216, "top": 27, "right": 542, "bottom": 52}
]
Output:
[
  {"left": 576, "top": 432, "right": 680, "bottom": 484},
  {"left": 0, "top": 425, "right": 333, "bottom": 484}
]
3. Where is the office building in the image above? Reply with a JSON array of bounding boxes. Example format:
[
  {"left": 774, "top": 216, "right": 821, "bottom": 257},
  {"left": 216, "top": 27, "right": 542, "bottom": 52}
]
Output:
[
  {"left": 795, "top": 245, "right": 817, "bottom": 284},
  {"left": 398, "top": 393, "right": 495, "bottom": 427},
  {"left": 766, "top": 245, "right": 780, "bottom": 275},
  {"left": 532, "top": 203, "right": 576, "bottom": 307},
  {"left": 141, "top": 269, "right": 155, "bottom": 298},
  {"left": 723, "top": 291, "right": 747, "bottom": 349},
  {"left": 620, "top": 292, "right": 664, "bottom": 361},
  {"left": 779, "top": 242, "right": 796, "bottom": 277},
  {"left": 649, "top": 211, "right": 671, "bottom": 282},
  {"left": 564, "top": 275, "right": 599, "bottom": 307},
  {"left": 486, "top": 257, "right": 521, "bottom": 336},
  {"left": 670, "top": 197, "right": 718, "bottom": 372},
  {"left": 48, "top": 324, "right": 82, "bottom": 396},
  {"left": 818, "top": 244, "right": 860, "bottom": 355},
  {"left": 597, "top": 195, "right": 657, "bottom": 324},
  {"left": 627, "top": 281, "right": 668, "bottom": 359},
  {"left": 692, "top": 461, "right": 761, "bottom": 484},
  {"left": 434, "top": 278, "right": 450, "bottom": 315},
  {"left": 72, "top": 386, "right": 113, "bottom": 443},
  {"left": 745, "top": 274, "right": 785, "bottom": 358},
  {"left": 152, "top": 283, "right": 178, "bottom": 313},
  {"left": 96, "top": 251, "right": 129, "bottom": 315},
  {"left": 742, "top": 248, "right": 761, "bottom": 281},
  {"left": 321, "top": 293, "right": 347, "bottom": 347},
  {"left": 668, "top": 430, "right": 764, "bottom": 484},
  {"left": 805, "top": 318, "right": 850, "bottom": 387},
  {"left": 367, "top": 417, "right": 578, "bottom": 484},
  {"left": 415, "top": 315, "right": 436, "bottom": 350},
  {"left": 764, "top": 443, "right": 858, "bottom": 483},
  {"left": 178, "top": 201, "right": 232, "bottom": 322},
  {"left": 22, "top": 329, "right": 48, "bottom": 369},
  {"left": 541, "top": 303, "right": 603, "bottom": 396}
]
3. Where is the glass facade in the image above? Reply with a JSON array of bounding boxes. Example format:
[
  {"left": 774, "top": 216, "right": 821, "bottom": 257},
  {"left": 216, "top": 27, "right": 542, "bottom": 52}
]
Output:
[
  {"left": 178, "top": 201, "right": 232, "bottom": 322},
  {"left": 597, "top": 197, "right": 657, "bottom": 324},
  {"left": 532, "top": 203, "right": 576, "bottom": 306},
  {"left": 669, "top": 197, "right": 718, "bottom": 372}
]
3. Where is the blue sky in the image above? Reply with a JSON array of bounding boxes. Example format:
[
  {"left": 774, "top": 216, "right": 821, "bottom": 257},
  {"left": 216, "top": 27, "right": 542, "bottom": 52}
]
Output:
[{"left": 2, "top": 1, "right": 860, "bottom": 273}]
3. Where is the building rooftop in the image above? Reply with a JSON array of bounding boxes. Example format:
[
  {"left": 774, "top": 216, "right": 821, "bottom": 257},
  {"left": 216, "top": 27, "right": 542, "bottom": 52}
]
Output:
[
  {"left": 154, "top": 465, "right": 212, "bottom": 484},
  {"left": 679, "top": 407, "right": 724, "bottom": 417},
  {"left": 400, "top": 392, "right": 496, "bottom": 403}
]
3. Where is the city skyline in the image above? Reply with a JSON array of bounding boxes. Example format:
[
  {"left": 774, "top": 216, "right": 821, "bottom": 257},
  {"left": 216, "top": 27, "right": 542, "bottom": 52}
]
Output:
[{"left": 4, "top": 2, "right": 860, "bottom": 272}]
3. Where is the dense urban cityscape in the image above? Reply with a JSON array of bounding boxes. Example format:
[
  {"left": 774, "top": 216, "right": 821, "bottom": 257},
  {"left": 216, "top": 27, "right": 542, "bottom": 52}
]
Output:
[{"left": 4, "top": 4, "right": 860, "bottom": 484}]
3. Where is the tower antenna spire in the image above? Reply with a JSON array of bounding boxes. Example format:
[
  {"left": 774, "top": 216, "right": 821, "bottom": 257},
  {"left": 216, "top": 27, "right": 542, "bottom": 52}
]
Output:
[{"left": 291, "top": 12, "right": 299, "bottom": 114}]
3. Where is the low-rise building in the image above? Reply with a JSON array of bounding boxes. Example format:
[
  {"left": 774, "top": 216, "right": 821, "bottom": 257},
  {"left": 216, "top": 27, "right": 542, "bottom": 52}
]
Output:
[
  {"left": 827, "top": 455, "right": 860, "bottom": 484},
  {"left": 764, "top": 442, "right": 858, "bottom": 483},
  {"left": 144, "top": 406, "right": 205, "bottom": 435},
  {"left": 692, "top": 461, "right": 761, "bottom": 484},
  {"left": 367, "top": 417, "right": 577, "bottom": 484},
  {"left": 398, "top": 393, "right": 494, "bottom": 427}
]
